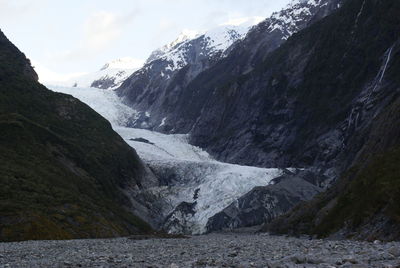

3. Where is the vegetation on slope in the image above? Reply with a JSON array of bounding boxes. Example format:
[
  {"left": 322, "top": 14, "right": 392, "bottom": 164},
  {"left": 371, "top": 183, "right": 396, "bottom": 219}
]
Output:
[{"left": 0, "top": 30, "right": 151, "bottom": 241}]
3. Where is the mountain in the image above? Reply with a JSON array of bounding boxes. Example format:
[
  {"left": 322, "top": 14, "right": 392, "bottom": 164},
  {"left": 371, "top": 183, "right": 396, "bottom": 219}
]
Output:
[
  {"left": 111, "top": 0, "right": 346, "bottom": 232},
  {"left": 195, "top": 0, "right": 400, "bottom": 240},
  {"left": 187, "top": 0, "right": 400, "bottom": 238},
  {"left": 66, "top": 57, "right": 144, "bottom": 89},
  {"left": 116, "top": 18, "right": 263, "bottom": 130},
  {"left": 121, "top": 0, "right": 399, "bottom": 239},
  {"left": 0, "top": 30, "right": 155, "bottom": 241},
  {"left": 117, "top": 0, "right": 342, "bottom": 133}
]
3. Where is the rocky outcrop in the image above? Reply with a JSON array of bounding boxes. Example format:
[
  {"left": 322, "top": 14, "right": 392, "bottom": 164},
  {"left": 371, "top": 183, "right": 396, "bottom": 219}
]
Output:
[
  {"left": 162, "top": 202, "right": 197, "bottom": 234},
  {"left": 206, "top": 170, "right": 322, "bottom": 232}
]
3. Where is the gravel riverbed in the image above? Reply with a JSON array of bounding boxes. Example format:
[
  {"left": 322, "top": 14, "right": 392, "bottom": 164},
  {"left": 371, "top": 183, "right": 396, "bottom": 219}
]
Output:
[{"left": 1, "top": 233, "right": 399, "bottom": 267}]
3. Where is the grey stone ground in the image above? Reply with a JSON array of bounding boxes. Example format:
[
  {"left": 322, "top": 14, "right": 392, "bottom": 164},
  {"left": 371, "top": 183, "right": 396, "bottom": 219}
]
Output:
[{"left": 1, "top": 233, "right": 399, "bottom": 267}]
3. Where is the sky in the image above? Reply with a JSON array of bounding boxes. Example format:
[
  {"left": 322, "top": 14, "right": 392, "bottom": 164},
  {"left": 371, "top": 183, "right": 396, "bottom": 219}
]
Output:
[{"left": 0, "top": 0, "right": 291, "bottom": 83}]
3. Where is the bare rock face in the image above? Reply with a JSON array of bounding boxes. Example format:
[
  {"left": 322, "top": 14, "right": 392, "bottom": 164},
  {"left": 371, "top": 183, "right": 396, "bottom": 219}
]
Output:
[{"left": 206, "top": 170, "right": 323, "bottom": 232}]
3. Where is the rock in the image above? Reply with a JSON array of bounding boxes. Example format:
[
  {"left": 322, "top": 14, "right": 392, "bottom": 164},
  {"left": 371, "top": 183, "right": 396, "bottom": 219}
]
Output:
[
  {"left": 343, "top": 257, "right": 358, "bottom": 264},
  {"left": 388, "top": 246, "right": 400, "bottom": 257},
  {"left": 1, "top": 233, "right": 399, "bottom": 267},
  {"left": 290, "top": 255, "right": 306, "bottom": 264},
  {"left": 306, "top": 257, "right": 325, "bottom": 264},
  {"left": 206, "top": 171, "right": 322, "bottom": 232},
  {"left": 227, "top": 252, "right": 238, "bottom": 258}
]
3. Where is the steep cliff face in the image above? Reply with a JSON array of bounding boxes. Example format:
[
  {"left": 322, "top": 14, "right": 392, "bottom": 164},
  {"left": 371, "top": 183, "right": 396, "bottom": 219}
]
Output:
[
  {"left": 254, "top": 0, "right": 400, "bottom": 240},
  {"left": 0, "top": 30, "right": 154, "bottom": 241},
  {"left": 190, "top": 0, "right": 399, "bottom": 175},
  {"left": 266, "top": 96, "right": 400, "bottom": 241}
]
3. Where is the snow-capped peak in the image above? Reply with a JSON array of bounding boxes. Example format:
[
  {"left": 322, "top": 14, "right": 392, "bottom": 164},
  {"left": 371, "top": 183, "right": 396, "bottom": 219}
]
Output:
[
  {"left": 252, "top": 0, "right": 340, "bottom": 41},
  {"left": 145, "top": 17, "right": 262, "bottom": 71},
  {"left": 203, "top": 18, "right": 262, "bottom": 55},
  {"left": 168, "top": 30, "right": 200, "bottom": 50},
  {"left": 146, "top": 30, "right": 200, "bottom": 64}
]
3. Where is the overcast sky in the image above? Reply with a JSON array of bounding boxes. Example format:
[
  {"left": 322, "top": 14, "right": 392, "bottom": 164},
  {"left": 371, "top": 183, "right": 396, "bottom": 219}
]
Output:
[{"left": 0, "top": 0, "right": 290, "bottom": 83}]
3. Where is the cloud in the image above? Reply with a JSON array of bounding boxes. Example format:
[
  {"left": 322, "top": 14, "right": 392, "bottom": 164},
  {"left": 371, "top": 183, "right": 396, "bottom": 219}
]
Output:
[
  {"left": 84, "top": 11, "right": 123, "bottom": 51},
  {"left": 220, "top": 16, "right": 265, "bottom": 26},
  {"left": 61, "top": 8, "right": 140, "bottom": 61},
  {"left": 0, "top": 0, "right": 47, "bottom": 20},
  {"left": 32, "top": 60, "right": 87, "bottom": 84}
]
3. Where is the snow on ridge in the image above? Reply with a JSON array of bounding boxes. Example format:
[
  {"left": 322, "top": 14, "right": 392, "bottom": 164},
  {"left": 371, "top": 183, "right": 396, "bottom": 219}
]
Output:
[
  {"left": 251, "top": 0, "right": 334, "bottom": 40},
  {"left": 146, "top": 17, "right": 263, "bottom": 72},
  {"left": 146, "top": 30, "right": 200, "bottom": 64}
]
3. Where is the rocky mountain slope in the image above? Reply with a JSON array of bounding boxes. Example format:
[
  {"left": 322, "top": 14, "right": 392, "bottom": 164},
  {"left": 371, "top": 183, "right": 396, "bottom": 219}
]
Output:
[
  {"left": 251, "top": 0, "right": 400, "bottom": 240},
  {"left": 116, "top": 18, "right": 263, "bottom": 130},
  {"left": 267, "top": 97, "right": 400, "bottom": 241},
  {"left": 0, "top": 30, "right": 154, "bottom": 241},
  {"left": 110, "top": 0, "right": 347, "bottom": 233},
  {"left": 191, "top": 0, "right": 400, "bottom": 239},
  {"left": 117, "top": 0, "right": 342, "bottom": 133}
]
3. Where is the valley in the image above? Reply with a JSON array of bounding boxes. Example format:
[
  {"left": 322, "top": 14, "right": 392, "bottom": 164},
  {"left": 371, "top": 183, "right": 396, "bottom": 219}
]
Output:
[
  {"left": 0, "top": 0, "right": 399, "bottom": 266},
  {"left": 49, "top": 85, "right": 300, "bottom": 234}
]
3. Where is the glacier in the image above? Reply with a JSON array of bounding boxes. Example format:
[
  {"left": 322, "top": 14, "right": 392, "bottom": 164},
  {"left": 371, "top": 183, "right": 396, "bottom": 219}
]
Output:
[{"left": 49, "top": 85, "right": 287, "bottom": 234}]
